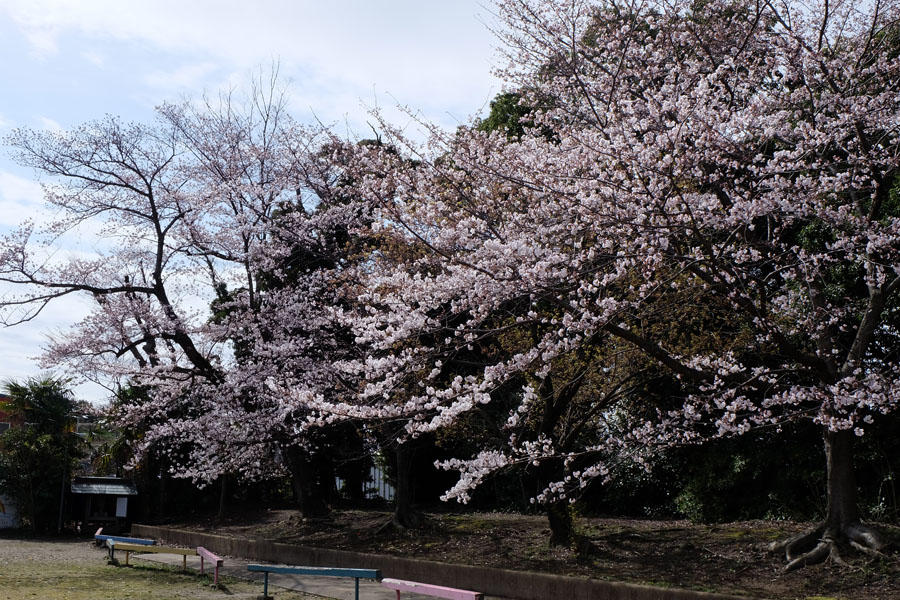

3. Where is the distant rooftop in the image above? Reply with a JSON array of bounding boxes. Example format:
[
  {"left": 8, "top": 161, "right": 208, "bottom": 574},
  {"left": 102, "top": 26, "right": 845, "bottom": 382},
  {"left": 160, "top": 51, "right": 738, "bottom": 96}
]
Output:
[{"left": 71, "top": 476, "right": 138, "bottom": 496}]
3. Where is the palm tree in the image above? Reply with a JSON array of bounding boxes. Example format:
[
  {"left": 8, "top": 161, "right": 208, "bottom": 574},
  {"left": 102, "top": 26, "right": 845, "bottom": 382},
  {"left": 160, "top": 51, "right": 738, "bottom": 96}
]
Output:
[
  {"left": 0, "top": 376, "right": 83, "bottom": 531},
  {"left": 1, "top": 376, "right": 76, "bottom": 435}
]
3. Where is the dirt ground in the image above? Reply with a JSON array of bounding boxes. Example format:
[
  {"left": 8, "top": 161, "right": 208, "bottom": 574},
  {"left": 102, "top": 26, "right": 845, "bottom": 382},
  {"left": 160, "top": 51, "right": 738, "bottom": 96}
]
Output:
[{"left": 166, "top": 508, "right": 900, "bottom": 600}]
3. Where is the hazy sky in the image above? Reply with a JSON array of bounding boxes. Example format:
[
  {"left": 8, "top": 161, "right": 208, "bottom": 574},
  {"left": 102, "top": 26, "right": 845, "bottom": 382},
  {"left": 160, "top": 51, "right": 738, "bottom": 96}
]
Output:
[{"left": 0, "top": 0, "right": 504, "bottom": 403}]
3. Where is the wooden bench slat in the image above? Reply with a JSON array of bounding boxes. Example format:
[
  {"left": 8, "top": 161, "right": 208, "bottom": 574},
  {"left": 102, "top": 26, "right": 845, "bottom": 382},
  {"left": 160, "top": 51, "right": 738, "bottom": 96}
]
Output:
[
  {"left": 114, "top": 543, "right": 197, "bottom": 555},
  {"left": 381, "top": 577, "right": 484, "bottom": 600},
  {"left": 106, "top": 540, "right": 195, "bottom": 569}
]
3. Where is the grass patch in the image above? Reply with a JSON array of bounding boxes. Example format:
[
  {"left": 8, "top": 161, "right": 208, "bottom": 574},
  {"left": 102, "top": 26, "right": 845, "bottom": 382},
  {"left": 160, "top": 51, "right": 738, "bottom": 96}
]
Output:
[
  {"left": 442, "top": 515, "right": 493, "bottom": 532},
  {"left": 0, "top": 544, "right": 316, "bottom": 600}
]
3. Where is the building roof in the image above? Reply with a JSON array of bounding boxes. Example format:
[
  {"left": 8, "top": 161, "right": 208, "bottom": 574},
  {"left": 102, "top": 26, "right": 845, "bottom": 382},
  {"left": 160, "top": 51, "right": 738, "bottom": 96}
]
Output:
[{"left": 70, "top": 477, "right": 138, "bottom": 496}]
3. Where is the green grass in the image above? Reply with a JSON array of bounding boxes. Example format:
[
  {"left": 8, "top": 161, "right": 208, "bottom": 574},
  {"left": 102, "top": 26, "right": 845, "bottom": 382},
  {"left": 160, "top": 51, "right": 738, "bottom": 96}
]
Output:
[
  {"left": 0, "top": 551, "right": 317, "bottom": 600},
  {"left": 442, "top": 515, "right": 493, "bottom": 532}
]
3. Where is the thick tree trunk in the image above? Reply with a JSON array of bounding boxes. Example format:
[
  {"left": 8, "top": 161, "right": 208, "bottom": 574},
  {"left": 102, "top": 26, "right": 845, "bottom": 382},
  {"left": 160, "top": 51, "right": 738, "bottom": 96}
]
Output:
[
  {"left": 217, "top": 474, "right": 227, "bottom": 520},
  {"left": 284, "top": 446, "right": 330, "bottom": 520},
  {"left": 341, "top": 463, "right": 367, "bottom": 504},
  {"left": 393, "top": 442, "right": 425, "bottom": 529},
  {"left": 534, "top": 455, "right": 577, "bottom": 547},
  {"left": 547, "top": 500, "right": 576, "bottom": 547},
  {"left": 824, "top": 429, "right": 859, "bottom": 532},
  {"left": 773, "top": 429, "right": 885, "bottom": 570}
]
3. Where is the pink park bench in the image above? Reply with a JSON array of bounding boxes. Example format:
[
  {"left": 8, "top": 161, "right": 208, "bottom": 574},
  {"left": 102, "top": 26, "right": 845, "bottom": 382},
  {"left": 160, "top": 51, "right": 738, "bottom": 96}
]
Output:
[
  {"left": 381, "top": 578, "right": 484, "bottom": 600},
  {"left": 197, "top": 546, "right": 224, "bottom": 585}
]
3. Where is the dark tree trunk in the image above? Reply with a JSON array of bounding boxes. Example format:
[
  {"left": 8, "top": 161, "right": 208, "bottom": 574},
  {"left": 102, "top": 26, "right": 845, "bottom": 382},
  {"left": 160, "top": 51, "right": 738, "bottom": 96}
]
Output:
[
  {"left": 393, "top": 441, "right": 425, "bottom": 528},
  {"left": 217, "top": 474, "right": 228, "bottom": 520},
  {"left": 774, "top": 428, "right": 885, "bottom": 570},
  {"left": 536, "top": 458, "right": 576, "bottom": 547},
  {"left": 533, "top": 368, "right": 586, "bottom": 547},
  {"left": 547, "top": 500, "right": 576, "bottom": 547},
  {"left": 824, "top": 429, "right": 859, "bottom": 532},
  {"left": 341, "top": 464, "right": 367, "bottom": 504},
  {"left": 284, "top": 446, "right": 330, "bottom": 520},
  {"left": 157, "top": 458, "right": 167, "bottom": 521}
]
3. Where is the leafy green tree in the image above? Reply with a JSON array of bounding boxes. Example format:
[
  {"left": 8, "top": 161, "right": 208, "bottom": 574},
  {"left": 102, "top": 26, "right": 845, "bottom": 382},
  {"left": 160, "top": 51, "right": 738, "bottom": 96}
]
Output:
[{"left": 0, "top": 376, "right": 85, "bottom": 531}]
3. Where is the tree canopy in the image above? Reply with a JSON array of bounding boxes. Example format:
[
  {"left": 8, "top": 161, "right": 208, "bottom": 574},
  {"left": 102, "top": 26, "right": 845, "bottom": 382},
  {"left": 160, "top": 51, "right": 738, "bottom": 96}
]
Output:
[{"left": 2, "top": 0, "right": 900, "bottom": 568}]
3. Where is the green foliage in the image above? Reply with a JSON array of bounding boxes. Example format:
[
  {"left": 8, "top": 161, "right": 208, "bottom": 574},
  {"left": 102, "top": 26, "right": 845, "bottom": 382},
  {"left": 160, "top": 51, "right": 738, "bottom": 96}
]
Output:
[
  {"left": 671, "top": 426, "right": 826, "bottom": 523},
  {"left": 0, "top": 376, "right": 86, "bottom": 530},
  {"left": 477, "top": 92, "right": 533, "bottom": 139},
  {"left": 885, "top": 173, "right": 900, "bottom": 223},
  {"left": 853, "top": 414, "right": 900, "bottom": 523},
  {"left": 1, "top": 376, "right": 78, "bottom": 435}
]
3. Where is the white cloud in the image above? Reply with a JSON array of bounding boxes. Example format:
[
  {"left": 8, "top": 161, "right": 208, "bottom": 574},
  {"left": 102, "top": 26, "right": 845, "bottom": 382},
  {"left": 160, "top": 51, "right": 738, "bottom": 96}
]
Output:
[
  {"left": 0, "top": 0, "right": 502, "bottom": 121},
  {"left": 19, "top": 24, "right": 59, "bottom": 58},
  {"left": 143, "top": 62, "right": 221, "bottom": 92},
  {"left": 0, "top": 283, "right": 108, "bottom": 404},
  {"left": 79, "top": 49, "right": 105, "bottom": 66},
  {"left": 36, "top": 115, "right": 63, "bottom": 132},
  {"left": 0, "top": 170, "right": 45, "bottom": 227}
]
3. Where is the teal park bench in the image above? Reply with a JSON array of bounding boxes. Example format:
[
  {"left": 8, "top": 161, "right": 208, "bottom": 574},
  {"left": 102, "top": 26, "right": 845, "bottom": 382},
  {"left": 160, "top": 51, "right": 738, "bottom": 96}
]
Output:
[
  {"left": 381, "top": 578, "right": 484, "bottom": 600},
  {"left": 246, "top": 564, "right": 381, "bottom": 600},
  {"left": 94, "top": 527, "right": 155, "bottom": 546}
]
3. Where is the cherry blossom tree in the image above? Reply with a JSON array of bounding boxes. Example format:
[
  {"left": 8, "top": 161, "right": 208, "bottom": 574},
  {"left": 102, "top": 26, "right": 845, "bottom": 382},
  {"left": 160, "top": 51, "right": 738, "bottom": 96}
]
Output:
[
  {"left": 3, "top": 0, "right": 899, "bottom": 570},
  {"left": 340, "top": 0, "right": 900, "bottom": 567},
  {"left": 0, "top": 76, "right": 371, "bottom": 518}
]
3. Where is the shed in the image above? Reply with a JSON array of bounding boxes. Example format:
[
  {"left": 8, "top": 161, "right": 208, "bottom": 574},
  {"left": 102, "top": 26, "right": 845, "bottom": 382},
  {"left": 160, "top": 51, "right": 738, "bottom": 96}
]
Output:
[{"left": 71, "top": 476, "right": 138, "bottom": 533}]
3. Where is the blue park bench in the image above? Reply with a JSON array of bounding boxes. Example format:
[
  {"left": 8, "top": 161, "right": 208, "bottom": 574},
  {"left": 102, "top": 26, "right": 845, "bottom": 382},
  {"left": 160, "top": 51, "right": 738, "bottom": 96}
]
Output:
[
  {"left": 246, "top": 564, "right": 381, "bottom": 600},
  {"left": 94, "top": 527, "right": 155, "bottom": 546}
]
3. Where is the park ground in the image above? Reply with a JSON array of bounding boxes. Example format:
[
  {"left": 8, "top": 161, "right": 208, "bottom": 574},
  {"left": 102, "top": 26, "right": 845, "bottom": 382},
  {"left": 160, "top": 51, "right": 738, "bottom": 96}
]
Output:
[
  {"left": 1, "top": 511, "right": 898, "bottom": 599},
  {"left": 166, "top": 509, "right": 900, "bottom": 600},
  {"left": 0, "top": 535, "right": 317, "bottom": 600}
]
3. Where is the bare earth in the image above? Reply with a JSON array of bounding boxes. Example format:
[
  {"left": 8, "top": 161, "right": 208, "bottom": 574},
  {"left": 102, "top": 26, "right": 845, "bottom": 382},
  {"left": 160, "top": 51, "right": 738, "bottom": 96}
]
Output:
[{"left": 165, "top": 509, "right": 900, "bottom": 600}]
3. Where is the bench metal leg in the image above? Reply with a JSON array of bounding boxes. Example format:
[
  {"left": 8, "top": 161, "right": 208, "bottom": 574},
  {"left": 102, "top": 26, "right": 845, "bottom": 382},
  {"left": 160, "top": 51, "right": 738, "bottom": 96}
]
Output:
[
  {"left": 355, "top": 577, "right": 360, "bottom": 600},
  {"left": 263, "top": 572, "right": 269, "bottom": 598}
]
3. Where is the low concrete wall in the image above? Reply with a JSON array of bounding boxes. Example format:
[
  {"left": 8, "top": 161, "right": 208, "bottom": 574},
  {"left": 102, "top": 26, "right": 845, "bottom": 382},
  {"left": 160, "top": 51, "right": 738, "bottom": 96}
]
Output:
[{"left": 132, "top": 524, "right": 749, "bottom": 600}]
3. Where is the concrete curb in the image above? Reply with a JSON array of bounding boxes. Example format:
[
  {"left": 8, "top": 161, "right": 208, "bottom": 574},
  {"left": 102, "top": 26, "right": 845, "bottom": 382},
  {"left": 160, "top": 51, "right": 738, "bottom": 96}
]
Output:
[{"left": 132, "top": 524, "right": 752, "bottom": 600}]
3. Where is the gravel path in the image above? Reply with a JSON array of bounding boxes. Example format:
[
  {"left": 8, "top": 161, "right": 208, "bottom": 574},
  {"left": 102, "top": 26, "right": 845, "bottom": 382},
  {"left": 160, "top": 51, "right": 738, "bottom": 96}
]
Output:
[{"left": 0, "top": 536, "right": 107, "bottom": 564}]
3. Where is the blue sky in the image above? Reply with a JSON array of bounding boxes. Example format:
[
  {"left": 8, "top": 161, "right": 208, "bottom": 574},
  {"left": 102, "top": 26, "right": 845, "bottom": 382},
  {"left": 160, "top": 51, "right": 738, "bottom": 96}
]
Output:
[{"left": 0, "top": 0, "right": 503, "bottom": 403}]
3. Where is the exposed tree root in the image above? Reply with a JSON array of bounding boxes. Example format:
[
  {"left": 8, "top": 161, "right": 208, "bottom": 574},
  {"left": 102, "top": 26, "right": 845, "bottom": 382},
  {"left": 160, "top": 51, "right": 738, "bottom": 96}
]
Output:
[
  {"left": 769, "top": 521, "right": 887, "bottom": 572},
  {"left": 374, "top": 510, "right": 434, "bottom": 535},
  {"left": 573, "top": 535, "right": 598, "bottom": 560},
  {"left": 299, "top": 515, "right": 333, "bottom": 525},
  {"left": 847, "top": 523, "right": 888, "bottom": 558},
  {"left": 768, "top": 524, "right": 825, "bottom": 559}
]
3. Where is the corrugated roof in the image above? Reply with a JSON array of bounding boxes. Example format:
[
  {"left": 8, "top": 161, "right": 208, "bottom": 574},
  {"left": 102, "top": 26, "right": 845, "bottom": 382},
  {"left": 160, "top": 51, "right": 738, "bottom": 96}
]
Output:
[{"left": 70, "top": 477, "right": 138, "bottom": 496}]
